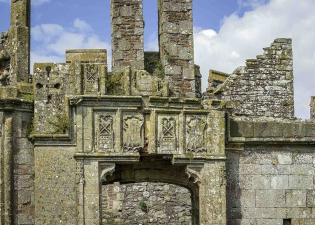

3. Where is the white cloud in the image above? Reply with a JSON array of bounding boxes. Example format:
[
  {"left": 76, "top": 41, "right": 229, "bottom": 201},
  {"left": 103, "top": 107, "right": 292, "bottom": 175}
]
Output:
[
  {"left": 194, "top": 0, "right": 315, "bottom": 119},
  {"left": 31, "top": 19, "right": 110, "bottom": 70},
  {"left": 73, "top": 18, "right": 93, "bottom": 32}
]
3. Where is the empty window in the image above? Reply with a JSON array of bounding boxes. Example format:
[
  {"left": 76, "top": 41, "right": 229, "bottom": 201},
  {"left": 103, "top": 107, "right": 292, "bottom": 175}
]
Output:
[
  {"left": 283, "top": 219, "right": 291, "bottom": 225},
  {"left": 143, "top": 0, "right": 158, "bottom": 51}
]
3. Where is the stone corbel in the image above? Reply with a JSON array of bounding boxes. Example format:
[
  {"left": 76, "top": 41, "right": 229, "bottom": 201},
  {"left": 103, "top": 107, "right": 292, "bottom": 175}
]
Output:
[
  {"left": 185, "top": 164, "right": 203, "bottom": 185},
  {"left": 100, "top": 163, "right": 116, "bottom": 183}
]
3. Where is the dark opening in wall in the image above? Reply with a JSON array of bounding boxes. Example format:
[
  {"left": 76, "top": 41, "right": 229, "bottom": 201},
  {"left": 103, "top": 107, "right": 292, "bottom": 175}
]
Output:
[{"left": 283, "top": 219, "right": 291, "bottom": 225}]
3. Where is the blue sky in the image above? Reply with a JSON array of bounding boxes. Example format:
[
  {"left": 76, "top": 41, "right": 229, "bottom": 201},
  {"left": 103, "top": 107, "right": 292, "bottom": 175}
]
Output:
[
  {"left": 1, "top": 1, "right": 244, "bottom": 37},
  {"left": 0, "top": 0, "right": 315, "bottom": 119}
]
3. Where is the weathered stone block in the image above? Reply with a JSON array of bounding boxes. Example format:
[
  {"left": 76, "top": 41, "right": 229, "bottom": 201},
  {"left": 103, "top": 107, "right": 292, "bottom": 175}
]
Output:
[
  {"left": 286, "top": 190, "right": 307, "bottom": 207},
  {"left": 240, "top": 175, "right": 271, "bottom": 190},
  {"left": 256, "top": 190, "right": 285, "bottom": 207},
  {"left": 256, "top": 219, "right": 282, "bottom": 225},
  {"left": 306, "top": 190, "right": 315, "bottom": 207},
  {"left": 288, "top": 175, "right": 313, "bottom": 189},
  {"left": 271, "top": 175, "right": 289, "bottom": 189},
  {"left": 240, "top": 190, "right": 255, "bottom": 208},
  {"left": 293, "top": 153, "right": 313, "bottom": 164},
  {"left": 277, "top": 153, "right": 292, "bottom": 165}
]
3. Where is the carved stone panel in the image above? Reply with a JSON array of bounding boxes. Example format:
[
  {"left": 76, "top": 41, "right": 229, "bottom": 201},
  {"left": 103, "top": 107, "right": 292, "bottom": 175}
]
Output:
[
  {"left": 96, "top": 113, "right": 115, "bottom": 152},
  {"left": 82, "top": 64, "right": 99, "bottom": 94},
  {"left": 185, "top": 115, "right": 207, "bottom": 153},
  {"left": 157, "top": 114, "right": 179, "bottom": 153},
  {"left": 122, "top": 113, "right": 144, "bottom": 152}
]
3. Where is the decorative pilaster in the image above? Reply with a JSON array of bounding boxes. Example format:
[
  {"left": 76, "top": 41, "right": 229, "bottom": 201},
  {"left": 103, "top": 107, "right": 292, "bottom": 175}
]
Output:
[{"left": 199, "top": 162, "right": 226, "bottom": 225}]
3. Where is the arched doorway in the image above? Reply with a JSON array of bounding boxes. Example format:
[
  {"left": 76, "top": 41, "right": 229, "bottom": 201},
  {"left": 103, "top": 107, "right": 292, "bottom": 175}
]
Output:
[
  {"left": 99, "top": 157, "right": 200, "bottom": 225},
  {"left": 102, "top": 182, "right": 193, "bottom": 225}
]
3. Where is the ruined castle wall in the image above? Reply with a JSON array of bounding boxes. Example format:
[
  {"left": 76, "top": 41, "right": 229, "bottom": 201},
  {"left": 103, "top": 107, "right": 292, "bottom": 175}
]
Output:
[
  {"left": 227, "top": 119, "right": 315, "bottom": 225},
  {"left": 102, "top": 182, "right": 193, "bottom": 225},
  {"left": 227, "top": 148, "right": 315, "bottom": 225},
  {"left": 158, "top": 0, "right": 195, "bottom": 97},
  {"left": 217, "top": 39, "right": 294, "bottom": 119},
  {"left": 111, "top": 0, "right": 144, "bottom": 72}
]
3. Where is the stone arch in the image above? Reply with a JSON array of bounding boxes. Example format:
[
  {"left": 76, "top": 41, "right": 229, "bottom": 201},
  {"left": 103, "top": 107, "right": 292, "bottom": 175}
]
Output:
[
  {"left": 102, "top": 181, "right": 194, "bottom": 225},
  {"left": 100, "top": 158, "right": 201, "bottom": 225}
]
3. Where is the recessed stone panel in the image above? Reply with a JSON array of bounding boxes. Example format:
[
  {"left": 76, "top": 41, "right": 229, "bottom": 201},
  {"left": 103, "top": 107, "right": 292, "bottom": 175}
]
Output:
[
  {"left": 95, "top": 112, "right": 116, "bottom": 152},
  {"left": 157, "top": 114, "right": 179, "bottom": 154},
  {"left": 185, "top": 114, "right": 207, "bottom": 153},
  {"left": 122, "top": 112, "right": 144, "bottom": 152}
]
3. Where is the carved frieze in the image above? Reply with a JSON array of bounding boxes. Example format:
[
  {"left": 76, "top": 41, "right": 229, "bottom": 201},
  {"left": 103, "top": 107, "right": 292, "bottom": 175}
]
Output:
[
  {"left": 123, "top": 113, "right": 144, "bottom": 152},
  {"left": 157, "top": 115, "right": 178, "bottom": 153},
  {"left": 185, "top": 115, "right": 207, "bottom": 153},
  {"left": 97, "top": 113, "right": 115, "bottom": 152}
]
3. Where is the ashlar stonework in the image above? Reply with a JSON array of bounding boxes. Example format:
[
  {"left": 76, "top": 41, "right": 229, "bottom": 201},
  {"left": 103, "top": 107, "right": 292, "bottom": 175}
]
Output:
[{"left": 0, "top": 0, "right": 314, "bottom": 225}]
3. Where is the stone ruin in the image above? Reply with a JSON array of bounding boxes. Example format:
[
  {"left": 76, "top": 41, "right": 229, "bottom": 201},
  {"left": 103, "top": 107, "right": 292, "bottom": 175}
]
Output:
[{"left": 0, "top": 0, "right": 315, "bottom": 225}]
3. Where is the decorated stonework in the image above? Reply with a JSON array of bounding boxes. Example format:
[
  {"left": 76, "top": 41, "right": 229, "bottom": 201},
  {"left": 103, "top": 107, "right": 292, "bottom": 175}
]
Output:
[{"left": 0, "top": 1, "right": 314, "bottom": 225}]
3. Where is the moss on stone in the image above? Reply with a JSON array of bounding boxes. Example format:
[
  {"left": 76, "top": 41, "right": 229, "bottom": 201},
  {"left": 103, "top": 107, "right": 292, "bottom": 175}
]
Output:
[
  {"left": 20, "top": 93, "right": 34, "bottom": 102},
  {"left": 48, "top": 113, "right": 70, "bottom": 134},
  {"left": 106, "top": 73, "right": 124, "bottom": 95},
  {"left": 144, "top": 52, "right": 165, "bottom": 78}
]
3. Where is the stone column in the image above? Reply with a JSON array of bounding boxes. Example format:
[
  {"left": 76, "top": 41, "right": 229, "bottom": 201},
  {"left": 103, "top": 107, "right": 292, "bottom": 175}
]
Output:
[
  {"left": 82, "top": 161, "right": 102, "bottom": 225},
  {"left": 111, "top": 0, "right": 144, "bottom": 72},
  {"left": 199, "top": 162, "right": 226, "bottom": 225},
  {"left": 158, "top": 0, "right": 195, "bottom": 97},
  {"left": 10, "top": 0, "right": 30, "bottom": 82}
]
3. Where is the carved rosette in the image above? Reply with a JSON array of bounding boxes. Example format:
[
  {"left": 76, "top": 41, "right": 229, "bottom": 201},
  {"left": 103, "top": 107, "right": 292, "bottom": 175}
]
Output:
[
  {"left": 97, "top": 113, "right": 115, "bottom": 152},
  {"left": 185, "top": 115, "right": 207, "bottom": 153},
  {"left": 157, "top": 115, "right": 178, "bottom": 153},
  {"left": 122, "top": 113, "right": 144, "bottom": 152}
]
